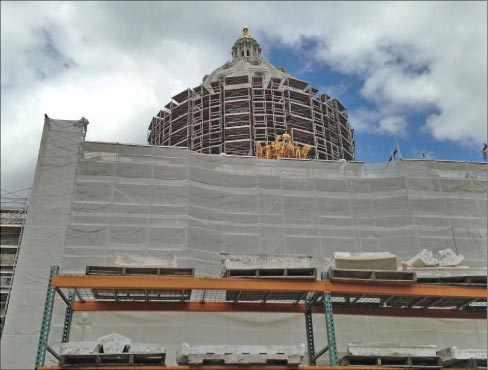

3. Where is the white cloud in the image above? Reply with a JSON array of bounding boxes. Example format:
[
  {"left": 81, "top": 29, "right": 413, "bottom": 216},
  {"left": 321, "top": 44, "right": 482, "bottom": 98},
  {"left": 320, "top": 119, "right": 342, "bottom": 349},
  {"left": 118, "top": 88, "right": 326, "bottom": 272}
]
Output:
[
  {"left": 1, "top": 1, "right": 486, "bottom": 191},
  {"left": 377, "top": 116, "right": 407, "bottom": 137}
]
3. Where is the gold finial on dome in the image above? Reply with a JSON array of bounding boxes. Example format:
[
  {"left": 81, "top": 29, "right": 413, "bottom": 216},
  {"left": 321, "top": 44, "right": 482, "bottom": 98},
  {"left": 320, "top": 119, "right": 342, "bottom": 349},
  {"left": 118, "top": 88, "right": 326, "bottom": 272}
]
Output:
[{"left": 243, "top": 26, "right": 249, "bottom": 38}]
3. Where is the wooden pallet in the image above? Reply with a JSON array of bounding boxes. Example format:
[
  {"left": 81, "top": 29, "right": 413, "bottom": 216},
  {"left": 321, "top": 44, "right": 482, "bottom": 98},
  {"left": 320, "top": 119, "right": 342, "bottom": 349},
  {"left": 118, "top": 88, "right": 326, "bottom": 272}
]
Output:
[
  {"left": 329, "top": 268, "right": 416, "bottom": 285},
  {"left": 223, "top": 267, "right": 317, "bottom": 280},
  {"left": 178, "top": 354, "right": 303, "bottom": 366},
  {"left": 59, "top": 352, "right": 166, "bottom": 366},
  {"left": 418, "top": 275, "right": 487, "bottom": 287},
  {"left": 442, "top": 358, "right": 487, "bottom": 368},
  {"left": 86, "top": 266, "right": 194, "bottom": 277},
  {"left": 340, "top": 355, "right": 442, "bottom": 368}
]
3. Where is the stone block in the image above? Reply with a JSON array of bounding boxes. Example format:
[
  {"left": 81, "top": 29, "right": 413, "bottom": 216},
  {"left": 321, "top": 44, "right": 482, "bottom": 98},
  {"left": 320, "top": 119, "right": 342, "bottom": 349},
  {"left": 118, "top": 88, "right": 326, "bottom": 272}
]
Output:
[
  {"left": 437, "top": 346, "right": 487, "bottom": 362},
  {"left": 177, "top": 343, "right": 305, "bottom": 365},
  {"left": 114, "top": 253, "right": 177, "bottom": 267},
  {"left": 97, "top": 333, "right": 131, "bottom": 353},
  {"left": 128, "top": 343, "right": 165, "bottom": 354},
  {"left": 348, "top": 343, "right": 437, "bottom": 357},
  {"left": 56, "top": 341, "right": 100, "bottom": 355},
  {"left": 334, "top": 252, "right": 397, "bottom": 270},
  {"left": 408, "top": 267, "right": 486, "bottom": 278},
  {"left": 221, "top": 252, "right": 312, "bottom": 270}
]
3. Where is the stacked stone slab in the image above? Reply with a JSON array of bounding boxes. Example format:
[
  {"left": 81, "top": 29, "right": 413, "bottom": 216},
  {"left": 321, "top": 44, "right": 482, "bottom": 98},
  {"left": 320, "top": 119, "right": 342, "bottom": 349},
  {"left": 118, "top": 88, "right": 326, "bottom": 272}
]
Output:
[
  {"left": 176, "top": 343, "right": 305, "bottom": 365},
  {"left": 437, "top": 346, "right": 487, "bottom": 368},
  {"left": 333, "top": 252, "right": 397, "bottom": 271},
  {"left": 53, "top": 333, "right": 166, "bottom": 366},
  {"left": 220, "top": 252, "right": 316, "bottom": 279},
  {"left": 341, "top": 343, "right": 441, "bottom": 368}
]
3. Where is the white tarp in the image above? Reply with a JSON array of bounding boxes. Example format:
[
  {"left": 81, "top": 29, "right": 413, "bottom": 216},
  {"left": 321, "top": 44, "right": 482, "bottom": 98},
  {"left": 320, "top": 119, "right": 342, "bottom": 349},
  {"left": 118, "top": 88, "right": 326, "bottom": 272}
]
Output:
[{"left": 1, "top": 117, "right": 486, "bottom": 368}]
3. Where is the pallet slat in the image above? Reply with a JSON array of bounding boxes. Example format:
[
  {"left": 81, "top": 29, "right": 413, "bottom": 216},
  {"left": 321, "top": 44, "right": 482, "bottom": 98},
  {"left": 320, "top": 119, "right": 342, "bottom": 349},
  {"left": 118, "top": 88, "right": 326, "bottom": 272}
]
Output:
[
  {"left": 224, "top": 268, "right": 317, "bottom": 280},
  {"left": 340, "top": 355, "right": 442, "bottom": 368},
  {"left": 86, "top": 266, "right": 194, "bottom": 277},
  {"left": 329, "top": 268, "right": 416, "bottom": 285},
  {"left": 59, "top": 352, "right": 166, "bottom": 366}
]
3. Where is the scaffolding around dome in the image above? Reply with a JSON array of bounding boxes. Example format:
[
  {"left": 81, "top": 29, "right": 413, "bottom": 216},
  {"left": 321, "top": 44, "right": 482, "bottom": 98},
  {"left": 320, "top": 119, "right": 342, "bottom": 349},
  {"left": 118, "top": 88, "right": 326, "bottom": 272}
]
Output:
[
  {"left": 148, "top": 30, "right": 356, "bottom": 161},
  {"left": 148, "top": 77, "right": 356, "bottom": 160}
]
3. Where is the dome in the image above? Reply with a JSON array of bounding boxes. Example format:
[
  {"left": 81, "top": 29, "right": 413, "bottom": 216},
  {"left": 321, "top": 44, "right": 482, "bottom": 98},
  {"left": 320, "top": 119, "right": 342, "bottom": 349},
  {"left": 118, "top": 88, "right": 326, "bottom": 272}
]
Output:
[
  {"left": 148, "top": 27, "right": 356, "bottom": 161},
  {"left": 203, "top": 27, "right": 290, "bottom": 91}
]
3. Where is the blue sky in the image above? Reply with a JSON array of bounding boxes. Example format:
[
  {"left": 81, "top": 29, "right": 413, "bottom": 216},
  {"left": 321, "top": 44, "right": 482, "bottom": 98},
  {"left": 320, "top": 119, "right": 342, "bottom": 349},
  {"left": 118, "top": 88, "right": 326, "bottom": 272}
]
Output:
[
  {"left": 264, "top": 36, "right": 484, "bottom": 163},
  {"left": 1, "top": 1, "right": 487, "bottom": 194}
]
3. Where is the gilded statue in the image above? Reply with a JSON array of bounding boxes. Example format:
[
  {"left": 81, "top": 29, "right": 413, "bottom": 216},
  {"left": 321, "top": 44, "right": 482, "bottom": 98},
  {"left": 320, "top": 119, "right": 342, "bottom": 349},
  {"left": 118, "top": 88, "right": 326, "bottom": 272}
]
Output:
[{"left": 256, "top": 134, "right": 312, "bottom": 160}]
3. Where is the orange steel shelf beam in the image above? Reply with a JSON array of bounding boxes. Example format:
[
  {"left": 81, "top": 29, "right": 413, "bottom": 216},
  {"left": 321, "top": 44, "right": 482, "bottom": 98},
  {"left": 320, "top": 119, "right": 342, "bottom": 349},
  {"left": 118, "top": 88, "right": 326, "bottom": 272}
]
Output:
[
  {"left": 72, "top": 301, "right": 486, "bottom": 319},
  {"left": 39, "top": 366, "right": 410, "bottom": 370},
  {"left": 52, "top": 276, "right": 326, "bottom": 292},
  {"left": 52, "top": 275, "right": 486, "bottom": 299},
  {"left": 326, "top": 281, "right": 485, "bottom": 299}
]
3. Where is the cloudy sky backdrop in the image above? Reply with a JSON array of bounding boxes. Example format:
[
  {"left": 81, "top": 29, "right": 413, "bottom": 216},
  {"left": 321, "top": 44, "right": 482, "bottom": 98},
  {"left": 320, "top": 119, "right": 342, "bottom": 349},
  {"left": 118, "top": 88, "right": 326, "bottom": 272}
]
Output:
[{"left": 1, "top": 1, "right": 487, "bottom": 196}]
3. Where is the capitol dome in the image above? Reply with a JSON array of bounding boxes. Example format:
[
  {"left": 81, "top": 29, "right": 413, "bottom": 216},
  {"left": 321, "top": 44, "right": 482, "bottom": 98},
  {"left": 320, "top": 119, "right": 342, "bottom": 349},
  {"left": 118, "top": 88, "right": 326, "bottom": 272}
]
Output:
[{"left": 148, "top": 28, "right": 356, "bottom": 160}]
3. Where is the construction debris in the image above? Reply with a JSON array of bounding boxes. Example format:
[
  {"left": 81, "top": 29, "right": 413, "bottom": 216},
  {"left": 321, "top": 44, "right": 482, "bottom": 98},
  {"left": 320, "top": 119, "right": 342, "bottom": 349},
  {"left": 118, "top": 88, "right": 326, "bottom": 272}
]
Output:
[
  {"left": 404, "top": 249, "right": 439, "bottom": 267},
  {"left": 176, "top": 343, "right": 305, "bottom": 365},
  {"left": 403, "top": 249, "right": 464, "bottom": 268},
  {"left": 437, "top": 249, "right": 464, "bottom": 267},
  {"left": 333, "top": 252, "right": 397, "bottom": 271}
]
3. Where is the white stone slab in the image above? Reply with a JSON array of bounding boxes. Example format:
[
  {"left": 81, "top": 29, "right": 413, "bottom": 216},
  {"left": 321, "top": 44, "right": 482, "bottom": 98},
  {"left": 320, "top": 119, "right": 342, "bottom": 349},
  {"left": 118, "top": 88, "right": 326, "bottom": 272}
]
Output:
[
  {"left": 56, "top": 341, "right": 100, "bottom": 355},
  {"left": 437, "top": 346, "right": 487, "bottom": 361},
  {"left": 406, "top": 267, "right": 486, "bottom": 278},
  {"left": 334, "top": 252, "right": 397, "bottom": 270},
  {"left": 221, "top": 252, "right": 312, "bottom": 270},
  {"left": 129, "top": 343, "right": 166, "bottom": 354},
  {"left": 97, "top": 333, "right": 131, "bottom": 353},
  {"left": 114, "top": 253, "right": 177, "bottom": 267},
  {"left": 348, "top": 343, "right": 437, "bottom": 357},
  {"left": 177, "top": 343, "right": 305, "bottom": 365}
]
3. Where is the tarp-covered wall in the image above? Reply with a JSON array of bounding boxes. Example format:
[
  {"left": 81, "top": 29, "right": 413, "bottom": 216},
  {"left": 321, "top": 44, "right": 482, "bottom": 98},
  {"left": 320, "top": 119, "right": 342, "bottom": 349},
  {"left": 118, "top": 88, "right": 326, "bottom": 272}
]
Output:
[
  {"left": 66, "top": 142, "right": 486, "bottom": 273},
  {"left": 1, "top": 117, "right": 88, "bottom": 369},
  {"left": 2, "top": 118, "right": 486, "bottom": 368}
]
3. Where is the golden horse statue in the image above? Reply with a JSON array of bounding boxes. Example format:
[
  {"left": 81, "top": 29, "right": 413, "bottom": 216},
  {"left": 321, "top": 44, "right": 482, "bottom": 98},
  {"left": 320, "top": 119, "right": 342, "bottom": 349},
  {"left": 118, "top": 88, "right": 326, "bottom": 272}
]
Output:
[{"left": 256, "top": 133, "right": 312, "bottom": 159}]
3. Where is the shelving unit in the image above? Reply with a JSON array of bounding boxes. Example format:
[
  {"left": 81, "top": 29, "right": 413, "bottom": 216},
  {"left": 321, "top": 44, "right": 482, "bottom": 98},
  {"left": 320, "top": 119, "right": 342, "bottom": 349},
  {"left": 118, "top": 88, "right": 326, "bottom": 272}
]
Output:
[{"left": 36, "top": 267, "right": 486, "bottom": 369}]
